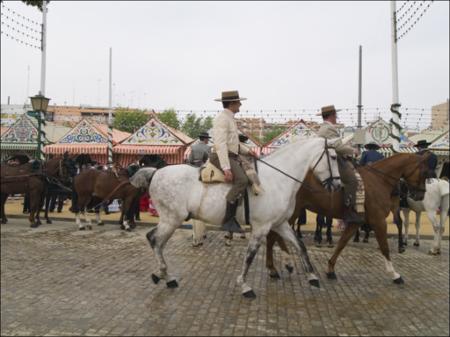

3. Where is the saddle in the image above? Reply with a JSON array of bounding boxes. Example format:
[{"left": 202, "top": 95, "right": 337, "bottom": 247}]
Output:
[
  {"left": 199, "top": 161, "right": 225, "bottom": 183},
  {"left": 354, "top": 172, "right": 365, "bottom": 213}
]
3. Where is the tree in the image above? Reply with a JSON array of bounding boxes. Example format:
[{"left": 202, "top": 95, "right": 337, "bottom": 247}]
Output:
[
  {"left": 157, "top": 109, "right": 180, "bottom": 130},
  {"left": 113, "top": 108, "right": 149, "bottom": 133},
  {"left": 262, "top": 125, "right": 287, "bottom": 144},
  {"left": 19, "top": 0, "right": 49, "bottom": 11},
  {"left": 181, "top": 113, "right": 213, "bottom": 138}
]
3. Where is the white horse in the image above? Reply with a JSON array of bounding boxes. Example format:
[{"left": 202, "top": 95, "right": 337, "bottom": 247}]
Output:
[
  {"left": 402, "top": 178, "right": 449, "bottom": 255},
  {"left": 146, "top": 137, "right": 341, "bottom": 298}
]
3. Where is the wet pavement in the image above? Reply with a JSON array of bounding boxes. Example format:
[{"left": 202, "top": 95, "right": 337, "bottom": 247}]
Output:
[{"left": 1, "top": 218, "right": 449, "bottom": 336}]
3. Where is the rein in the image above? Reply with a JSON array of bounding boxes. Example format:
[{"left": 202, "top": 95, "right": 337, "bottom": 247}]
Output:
[
  {"left": 361, "top": 155, "right": 427, "bottom": 191},
  {"left": 255, "top": 139, "right": 338, "bottom": 194}
]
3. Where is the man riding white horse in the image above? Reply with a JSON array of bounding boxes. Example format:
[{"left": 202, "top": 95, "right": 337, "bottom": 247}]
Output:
[
  {"left": 317, "top": 105, "right": 364, "bottom": 225},
  {"left": 209, "top": 90, "right": 258, "bottom": 233}
]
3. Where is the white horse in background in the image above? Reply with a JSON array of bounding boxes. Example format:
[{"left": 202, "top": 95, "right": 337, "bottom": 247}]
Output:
[
  {"left": 402, "top": 178, "right": 449, "bottom": 255},
  {"left": 146, "top": 137, "right": 341, "bottom": 298}
]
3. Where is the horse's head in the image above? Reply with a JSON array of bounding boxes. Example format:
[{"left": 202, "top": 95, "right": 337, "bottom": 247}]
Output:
[
  {"left": 45, "top": 157, "right": 77, "bottom": 186},
  {"left": 310, "top": 138, "right": 341, "bottom": 191},
  {"left": 402, "top": 153, "right": 429, "bottom": 201},
  {"left": 129, "top": 167, "right": 157, "bottom": 190}
]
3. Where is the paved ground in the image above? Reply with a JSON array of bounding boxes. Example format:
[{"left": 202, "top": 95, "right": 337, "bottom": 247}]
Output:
[{"left": 1, "top": 218, "right": 449, "bottom": 336}]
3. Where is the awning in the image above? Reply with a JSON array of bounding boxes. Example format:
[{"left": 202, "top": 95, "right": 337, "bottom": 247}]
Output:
[
  {"left": 1, "top": 143, "right": 39, "bottom": 150},
  {"left": 44, "top": 144, "right": 108, "bottom": 154},
  {"left": 113, "top": 144, "right": 183, "bottom": 155}
]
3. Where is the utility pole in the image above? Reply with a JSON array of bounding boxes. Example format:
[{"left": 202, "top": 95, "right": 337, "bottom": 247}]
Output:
[
  {"left": 107, "top": 47, "right": 113, "bottom": 165},
  {"left": 40, "top": 1, "right": 47, "bottom": 96},
  {"left": 390, "top": 0, "right": 402, "bottom": 151},
  {"left": 357, "top": 45, "right": 362, "bottom": 129}
]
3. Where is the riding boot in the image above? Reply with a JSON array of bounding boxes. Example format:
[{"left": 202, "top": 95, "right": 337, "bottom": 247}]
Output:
[
  {"left": 222, "top": 201, "right": 243, "bottom": 233},
  {"left": 343, "top": 206, "right": 364, "bottom": 226}
]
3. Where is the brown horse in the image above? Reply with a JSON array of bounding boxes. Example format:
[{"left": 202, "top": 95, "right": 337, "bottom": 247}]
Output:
[
  {"left": 1, "top": 157, "right": 74, "bottom": 227},
  {"left": 73, "top": 166, "right": 153, "bottom": 231},
  {"left": 266, "top": 153, "right": 429, "bottom": 284}
]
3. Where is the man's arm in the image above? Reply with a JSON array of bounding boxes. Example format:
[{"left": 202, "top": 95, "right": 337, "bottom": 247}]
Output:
[{"left": 212, "top": 115, "right": 231, "bottom": 170}]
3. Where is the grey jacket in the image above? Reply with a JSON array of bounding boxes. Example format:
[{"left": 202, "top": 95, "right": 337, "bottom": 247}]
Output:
[
  {"left": 317, "top": 121, "right": 354, "bottom": 157},
  {"left": 188, "top": 142, "right": 211, "bottom": 167}
]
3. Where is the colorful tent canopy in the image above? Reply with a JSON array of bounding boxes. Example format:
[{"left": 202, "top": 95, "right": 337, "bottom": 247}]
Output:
[{"left": 114, "top": 115, "right": 194, "bottom": 166}]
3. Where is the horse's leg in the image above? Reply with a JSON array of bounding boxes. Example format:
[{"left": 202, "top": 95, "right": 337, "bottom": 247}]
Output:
[
  {"left": 236, "top": 225, "right": 272, "bottom": 298},
  {"left": 353, "top": 228, "right": 360, "bottom": 242},
  {"left": 326, "top": 216, "right": 333, "bottom": 247},
  {"left": 266, "top": 231, "right": 294, "bottom": 279},
  {"left": 29, "top": 189, "right": 42, "bottom": 228},
  {"left": 327, "top": 222, "right": 359, "bottom": 279},
  {"left": 362, "top": 226, "right": 370, "bottom": 243},
  {"left": 393, "top": 208, "right": 404, "bottom": 253},
  {"left": 272, "top": 221, "right": 320, "bottom": 287},
  {"left": 95, "top": 207, "right": 104, "bottom": 226},
  {"left": 120, "top": 196, "right": 134, "bottom": 231},
  {"left": 372, "top": 220, "right": 403, "bottom": 284},
  {"left": 413, "top": 211, "right": 421, "bottom": 247},
  {"left": 45, "top": 191, "right": 52, "bottom": 224},
  {"left": 1, "top": 194, "right": 8, "bottom": 224},
  {"left": 314, "top": 215, "right": 323, "bottom": 246},
  {"left": 436, "top": 194, "right": 450, "bottom": 255},
  {"left": 427, "top": 210, "right": 440, "bottom": 255},
  {"left": 402, "top": 208, "right": 410, "bottom": 246},
  {"left": 146, "top": 217, "right": 180, "bottom": 287}
]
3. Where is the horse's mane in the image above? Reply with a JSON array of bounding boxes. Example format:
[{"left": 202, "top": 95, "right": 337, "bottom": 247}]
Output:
[
  {"left": 263, "top": 137, "right": 320, "bottom": 162},
  {"left": 364, "top": 152, "right": 415, "bottom": 169}
]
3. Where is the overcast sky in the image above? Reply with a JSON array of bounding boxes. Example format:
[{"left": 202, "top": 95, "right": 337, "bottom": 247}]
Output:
[{"left": 1, "top": 1, "right": 448, "bottom": 127}]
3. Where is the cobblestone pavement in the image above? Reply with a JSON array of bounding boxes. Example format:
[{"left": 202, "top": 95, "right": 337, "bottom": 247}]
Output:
[{"left": 1, "top": 219, "right": 449, "bottom": 336}]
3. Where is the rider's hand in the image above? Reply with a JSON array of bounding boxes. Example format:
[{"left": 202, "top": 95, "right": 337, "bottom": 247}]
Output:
[
  {"left": 248, "top": 150, "right": 259, "bottom": 159},
  {"left": 224, "top": 169, "right": 233, "bottom": 182}
]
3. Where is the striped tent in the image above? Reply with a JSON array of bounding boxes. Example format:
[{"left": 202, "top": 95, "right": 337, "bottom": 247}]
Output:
[
  {"left": 262, "top": 120, "right": 317, "bottom": 155},
  {"left": 43, "top": 118, "right": 130, "bottom": 164},
  {"left": 114, "top": 114, "right": 194, "bottom": 166}
]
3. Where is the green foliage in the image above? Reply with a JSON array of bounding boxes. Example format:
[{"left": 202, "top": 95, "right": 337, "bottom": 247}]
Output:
[
  {"left": 113, "top": 108, "right": 149, "bottom": 133},
  {"left": 181, "top": 113, "right": 213, "bottom": 138},
  {"left": 19, "top": 0, "right": 49, "bottom": 11},
  {"left": 262, "top": 125, "right": 287, "bottom": 144},
  {"left": 157, "top": 109, "right": 180, "bottom": 130}
]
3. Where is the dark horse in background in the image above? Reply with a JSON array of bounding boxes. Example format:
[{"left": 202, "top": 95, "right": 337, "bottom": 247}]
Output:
[{"left": 1, "top": 154, "right": 75, "bottom": 227}]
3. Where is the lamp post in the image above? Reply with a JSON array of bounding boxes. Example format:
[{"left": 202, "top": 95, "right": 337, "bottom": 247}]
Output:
[{"left": 29, "top": 94, "right": 50, "bottom": 161}]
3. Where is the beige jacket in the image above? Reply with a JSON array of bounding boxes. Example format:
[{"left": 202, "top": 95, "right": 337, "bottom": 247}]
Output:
[
  {"left": 211, "top": 109, "right": 249, "bottom": 170},
  {"left": 317, "top": 121, "right": 354, "bottom": 157}
]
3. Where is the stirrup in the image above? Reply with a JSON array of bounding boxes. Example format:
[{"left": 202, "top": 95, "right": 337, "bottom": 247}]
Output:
[{"left": 222, "top": 217, "right": 243, "bottom": 233}]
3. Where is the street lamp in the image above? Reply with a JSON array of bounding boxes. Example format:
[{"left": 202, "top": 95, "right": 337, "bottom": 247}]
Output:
[{"left": 29, "top": 93, "right": 50, "bottom": 161}]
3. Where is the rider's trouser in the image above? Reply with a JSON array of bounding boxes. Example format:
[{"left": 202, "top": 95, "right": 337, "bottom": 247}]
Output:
[
  {"left": 209, "top": 152, "right": 249, "bottom": 203},
  {"left": 338, "top": 156, "right": 358, "bottom": 209}
]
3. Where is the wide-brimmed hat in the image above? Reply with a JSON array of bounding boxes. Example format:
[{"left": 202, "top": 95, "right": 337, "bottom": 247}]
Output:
[
  {"left": 214, "top": 90, "right": 247, "bottom": 102},
  {"left": 414, "top": 139, "right": 432, "bottom": 148},
  {"left": 364, "top": 141, "right": 380, "bottom": 150},
  {"left": 238, "top": 134, "right": 249, "bottom": 143},
  {"left": 198, "top": 132, "right": 211, "bottom": 139},
  {"left": 316, "top": 105, "right": 341, "bottom": 117}
]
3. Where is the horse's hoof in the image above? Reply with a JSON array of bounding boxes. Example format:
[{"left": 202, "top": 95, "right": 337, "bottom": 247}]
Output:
[
  {"left": 413, "top": 242, "right": 420, "bottom": 247},
  {"left": 242, "top": 290, "right": 256, "bottom": 299},
  {"left": 269, "top": 271, "right": 281, "bottom": 279},
  {"left": 404, "top": 241, "right": 408, "bottom": 246},
  {"left": 97, "top": 221, "right": 104, "bottom": 226},
  {"left": 86, "top": 225, "right": 92, "bottom": 230},
  {"left": 428, "top": 250, "right": 440, "bottom": 256},
  {"left": 363, "top": 238, "right": 369, "bottom": 243},
  {"left": 125, "top": 227, "right": 132, "bottom": 232},
  {"left": 151, "top": 274, "right": 160, "bottom": 284},
  {"left": 393, "top": 276, "right": 404, "bottom": 285},
  {"left": 166, "top": 280, "right": 178, "bottom": 288},
  {"left": 326, "top": 272, "right": 337, "bottom": 280},
  {"left": 315, "top": 243, "right": 322, "bottom": 248},
  {"left": 120, "top": 224, "right": 125, "bottom": 230},
  {"left": 399, "top": 247, "right": 405, "bottom": 254},
  {"left": 309, "top": 279, "right": 320, "bottom": 288},
  {"left": 285, "top": 265, "right": 294, "bottom": 274},
  {"left": 30, "top": 223, "right": 39, "bottom": 228},
  {"left": 327, "top": 243, "right": 334, "bottom": 248},
  {"left": 79, "top": 227, "right": 86, "bottom": 231},
  {"left": 1, "top": 219, "right": 7, "bottom": 224},
  {"left": 353, "top": 238, "right": 359, "bottom": 243},
  {"left": 46, "top": 219, "right": 52, "bottom": 224}
]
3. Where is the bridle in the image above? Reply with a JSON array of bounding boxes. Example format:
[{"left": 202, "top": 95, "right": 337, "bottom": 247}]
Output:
[
  {"left": 256, "top": 138, "right": 340, "bottom": 193},
  {"left": 311, "top": 138, "right": 340, "bottom": 190},
  {"left": 361, "top": 154, "right": 428, "bottom": 193}
]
